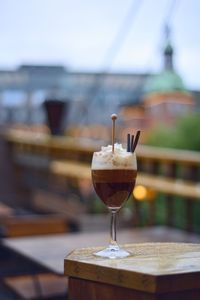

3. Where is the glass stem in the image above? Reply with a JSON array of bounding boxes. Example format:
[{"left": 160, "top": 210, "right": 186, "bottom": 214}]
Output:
[{"left": 110, "top": 211, "right": 118, "bottom": 249}]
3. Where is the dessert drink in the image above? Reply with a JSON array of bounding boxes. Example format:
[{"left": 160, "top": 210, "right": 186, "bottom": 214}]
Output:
[
  {"left": 92, "top": 144, "right": 137, "bottom": 211},
  {"left": 91, "top": 114, "right": 140, "bottom": 258}
]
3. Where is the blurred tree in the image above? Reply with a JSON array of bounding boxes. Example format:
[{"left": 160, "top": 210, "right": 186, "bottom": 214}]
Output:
[
  {"left": 146, "top": 113, "right": 200, "bottom": 151},
  {"left": 145, "top": 112, "right": 200, "bottom": 232}
]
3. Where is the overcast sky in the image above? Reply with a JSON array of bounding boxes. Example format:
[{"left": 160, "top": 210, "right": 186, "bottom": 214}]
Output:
[{"left": 0, "top": 0, "right": 200, "bottom": 89}]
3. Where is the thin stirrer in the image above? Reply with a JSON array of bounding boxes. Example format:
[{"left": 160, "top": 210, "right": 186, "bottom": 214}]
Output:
[{"left": 111, "top": 114, "right": 117, "bottom": 153}]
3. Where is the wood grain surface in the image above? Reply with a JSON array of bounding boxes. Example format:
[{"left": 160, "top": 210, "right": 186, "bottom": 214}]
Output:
[{"left": 65, "top": 243, "right": 200, "bottom": 293}]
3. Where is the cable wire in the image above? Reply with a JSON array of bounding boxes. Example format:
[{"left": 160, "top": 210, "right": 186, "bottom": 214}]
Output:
[
  {"left": 81, "top": 0, "right": 144, "bottom": 123},
  {"left": 102, "top": 0, "right": 144, "bottom": 71}
]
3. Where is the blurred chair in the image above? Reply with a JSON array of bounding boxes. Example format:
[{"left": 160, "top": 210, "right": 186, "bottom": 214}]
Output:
[
  {"left": 3, "top": 214, "right": 69, "bottom": 237},
  {"left": 4, "top": 273, "right": 67, "bottom": 300}
]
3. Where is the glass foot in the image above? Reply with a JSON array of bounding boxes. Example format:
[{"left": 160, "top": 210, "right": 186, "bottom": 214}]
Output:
[{"left": 94, "top": 245, "right": 131, "bottom": 259}]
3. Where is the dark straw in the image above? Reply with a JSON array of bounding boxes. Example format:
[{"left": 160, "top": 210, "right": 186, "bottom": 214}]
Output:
[
  {"left": 131, "top": 130, "right": 141, "bottom": 153},
  {"left": 131, "top": 135, "right": 134, "bottom": 153},
  {"left": 127, "top": 133, "right": 131, "bottom": 152}
]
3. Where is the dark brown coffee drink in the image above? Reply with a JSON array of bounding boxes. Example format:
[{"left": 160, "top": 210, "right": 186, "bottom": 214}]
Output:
[{"left": 92, "top": 169, "right": 137, "bottom": 211}]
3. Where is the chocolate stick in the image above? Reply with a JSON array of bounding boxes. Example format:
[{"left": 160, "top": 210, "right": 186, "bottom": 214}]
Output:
[
  {"left": 127, "top": 133, "right": 131, "bottom": 152},
  {"left": 131, "top": 130, "right": 141, "bottom": 153},
  {"left": 111, "top": 114, "right": 117, "bottom": 153},
  {"left": 131, "top": 134, "right": 134, "bottom": 153}
]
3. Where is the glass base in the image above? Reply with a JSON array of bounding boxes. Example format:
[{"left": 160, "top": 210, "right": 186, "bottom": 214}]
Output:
[{"left": 94, "top": 245, "right": 131, "bottom": 259}]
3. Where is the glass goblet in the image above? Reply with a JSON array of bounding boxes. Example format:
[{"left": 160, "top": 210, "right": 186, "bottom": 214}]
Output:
[{"left": 91, "top": 150, "right": 137, "bottom": 258}]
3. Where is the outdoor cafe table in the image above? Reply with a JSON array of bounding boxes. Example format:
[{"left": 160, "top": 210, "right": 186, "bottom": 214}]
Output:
[
  {"left": 3, "top": 229, "right": 147, "bottom": 274},
  {"left": 65, "top": 243, "right": 200, "bottom": 300},
  {"left": 3, "top": 227, "right": 200, "bottom": 275}
]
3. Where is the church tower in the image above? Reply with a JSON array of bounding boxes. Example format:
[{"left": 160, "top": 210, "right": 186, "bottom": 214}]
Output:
[
  {"left": 143, "top": 25, "right": 194, "bottom": 126},
  {"left": 163, "top": 25, "right": 174, "bottom": 71}
]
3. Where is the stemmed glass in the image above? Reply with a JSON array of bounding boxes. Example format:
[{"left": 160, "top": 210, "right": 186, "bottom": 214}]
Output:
[{"left": 91, "top": 147, "right": 137, "bottom": 258}]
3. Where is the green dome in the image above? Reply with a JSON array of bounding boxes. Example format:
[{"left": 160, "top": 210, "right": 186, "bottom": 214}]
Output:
[{"left": 144, "top": 69, "right": 187, "bottom": 95}]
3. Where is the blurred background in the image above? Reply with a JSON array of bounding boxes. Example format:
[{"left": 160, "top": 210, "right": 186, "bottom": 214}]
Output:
[
  {"left": 0, "top": 0, "right": 199, "bottom": 131},
  {"left": 0, "top": 0, "right": 200, "bottom": 299}
]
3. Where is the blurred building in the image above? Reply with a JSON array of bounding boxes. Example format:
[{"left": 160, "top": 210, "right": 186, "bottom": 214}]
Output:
[
  {"left": 0, "top": 65, "right": 148, "bottom": 127},
  {"left": 0, "top": 28, "right": 199, "bottom": 134},
  {"left": 120, "top": 27, "right": 196, "bottom": 132}
]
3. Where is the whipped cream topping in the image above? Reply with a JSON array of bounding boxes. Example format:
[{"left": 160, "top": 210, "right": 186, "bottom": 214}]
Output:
[{"left": 92, "top": 143, "right": 137, "bottom": 170}]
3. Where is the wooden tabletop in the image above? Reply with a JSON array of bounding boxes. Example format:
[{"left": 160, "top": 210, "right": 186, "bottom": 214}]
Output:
[
  {"left": 4, "top": 229, "right": 142, "bottom": 274},
  {"left": 3, "top": 226, "right": 200, "bottom": 275},
  {"left": 65, "top": 243, "right": 200, "bottom": 294}
]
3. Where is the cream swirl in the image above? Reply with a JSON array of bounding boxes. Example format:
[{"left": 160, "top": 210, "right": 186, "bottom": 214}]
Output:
[{"left": 92, "top": 143, "right": 137, "bottom": 170}]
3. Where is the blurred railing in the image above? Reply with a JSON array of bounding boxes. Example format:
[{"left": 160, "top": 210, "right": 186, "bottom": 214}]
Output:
[{"left": 3, "top": 129, "right": 200, "bottom": 232}]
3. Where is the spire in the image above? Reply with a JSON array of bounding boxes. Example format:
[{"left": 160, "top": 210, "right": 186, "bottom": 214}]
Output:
[{"left": 163, "top": 24, "right": 173, "bottom": 70}]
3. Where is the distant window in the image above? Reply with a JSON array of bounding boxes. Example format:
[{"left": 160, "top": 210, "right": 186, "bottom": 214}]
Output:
[{"left": 2, "top": 90, "right": 26, "bottom": 107}]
